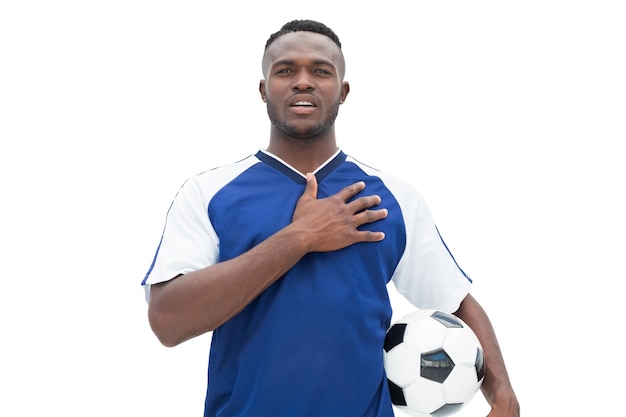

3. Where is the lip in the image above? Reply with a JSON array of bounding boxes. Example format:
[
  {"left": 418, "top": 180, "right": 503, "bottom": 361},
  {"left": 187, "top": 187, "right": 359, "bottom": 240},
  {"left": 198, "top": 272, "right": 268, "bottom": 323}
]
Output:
[{"left": 289, "top": 105, "right": 317, "bottom": 115}]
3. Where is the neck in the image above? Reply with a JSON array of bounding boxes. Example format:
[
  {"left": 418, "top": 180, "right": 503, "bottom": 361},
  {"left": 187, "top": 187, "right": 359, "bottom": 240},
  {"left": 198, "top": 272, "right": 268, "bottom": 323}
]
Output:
[{"left": 266, "top": 128, "right": 339, "bottom": 174}]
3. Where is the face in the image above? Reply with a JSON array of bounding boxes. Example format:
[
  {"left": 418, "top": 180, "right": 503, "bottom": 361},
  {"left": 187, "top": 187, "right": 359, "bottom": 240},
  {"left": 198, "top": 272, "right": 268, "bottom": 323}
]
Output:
[{"left": 259, "top": 31, "right": 349, "bottom": 140}]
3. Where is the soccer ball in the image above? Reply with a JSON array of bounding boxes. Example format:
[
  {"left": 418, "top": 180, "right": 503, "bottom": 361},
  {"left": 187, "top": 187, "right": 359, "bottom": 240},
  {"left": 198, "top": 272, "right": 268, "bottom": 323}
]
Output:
[{"left": 383, "top": 309, "right": 485, "bottom": 417}]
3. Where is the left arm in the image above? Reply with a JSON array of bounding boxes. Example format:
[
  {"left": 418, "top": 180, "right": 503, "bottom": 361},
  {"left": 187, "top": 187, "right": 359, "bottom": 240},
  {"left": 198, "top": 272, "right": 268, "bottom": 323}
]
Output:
[{"left": 454, "top": 293, "right": 520, "bottom": 417}]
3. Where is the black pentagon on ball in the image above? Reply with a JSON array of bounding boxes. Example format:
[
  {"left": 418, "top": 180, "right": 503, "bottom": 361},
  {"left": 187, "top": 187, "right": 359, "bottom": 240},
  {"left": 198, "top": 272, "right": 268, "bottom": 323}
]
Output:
[
  {"left": 421, "top": 348, "right": 455, "bottom": 383},
  {"left": 432, "top": 402, "right": 464, "bottom": 417},
  {"left": 384, "top": 323, "right": 407, "bottom": 352},
  {"left": 430, "top": 310, "right": 464, "bottom": 328},
  {"left": 475, "top": 347, "right": 485, "bottom": 382},
  {"left": 386, "top": 379, "right": 407, "bottom": 406}
]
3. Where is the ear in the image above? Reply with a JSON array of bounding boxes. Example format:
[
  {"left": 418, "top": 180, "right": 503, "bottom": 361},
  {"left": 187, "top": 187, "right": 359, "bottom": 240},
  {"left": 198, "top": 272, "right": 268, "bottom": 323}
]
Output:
[
  {"left": 339, "top": 81, "right": 350, "bottom": 104},
  {"left": 259, "top": 80, "right": 267, "bottom": 102}
]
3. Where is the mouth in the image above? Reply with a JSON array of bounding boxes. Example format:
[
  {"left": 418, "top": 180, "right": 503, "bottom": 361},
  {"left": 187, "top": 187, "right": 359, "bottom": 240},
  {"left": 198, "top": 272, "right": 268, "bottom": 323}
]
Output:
[
  {"left": 289, "top": 97, "right": 317, "bottom": 108},
  {"left": 289, "top": 97, "right": 318, "bottom": 114}
]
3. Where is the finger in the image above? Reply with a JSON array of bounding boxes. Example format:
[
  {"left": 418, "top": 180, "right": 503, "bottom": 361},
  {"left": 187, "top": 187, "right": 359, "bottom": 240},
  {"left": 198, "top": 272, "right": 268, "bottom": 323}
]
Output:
[
  {"left": 358, "top": 230, "right": 386, "bottom": 242},
  {"left": 348, "top": 194, "right": 382, "bottom": 213},
  {"left": 355, "top": 208, "right": 388, "bottom": 226},
  {"left": 338, "top": 180, "right": 366, "bottom": 202}
]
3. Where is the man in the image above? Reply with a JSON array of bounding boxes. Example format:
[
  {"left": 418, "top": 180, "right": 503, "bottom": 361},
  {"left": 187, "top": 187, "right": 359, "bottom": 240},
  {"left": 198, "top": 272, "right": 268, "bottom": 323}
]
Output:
[{"left": 143, "top": 19, "right": 520, "bottom": 417}]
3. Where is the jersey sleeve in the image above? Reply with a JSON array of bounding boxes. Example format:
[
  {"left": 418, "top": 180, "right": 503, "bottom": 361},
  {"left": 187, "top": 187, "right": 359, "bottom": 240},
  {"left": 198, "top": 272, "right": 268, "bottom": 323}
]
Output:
[
  {"left": 141, "top": 175, "right": 219, "bottom": 300},
  {"left": 389, "top": 181, "right": 472, "bottom": 313}
]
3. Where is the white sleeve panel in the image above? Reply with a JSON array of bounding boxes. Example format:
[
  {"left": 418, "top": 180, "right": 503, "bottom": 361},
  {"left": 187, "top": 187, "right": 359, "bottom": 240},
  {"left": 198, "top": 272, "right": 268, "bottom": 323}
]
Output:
[
  {"left": 391, "top": 190, "right": 471, "bottom": 313},
  {"left": 142, "top": 156, "right": 260, "bottom": 298},
  {"left": 143, "top": 175, "right": 220, "bottom": 288},
  {"left": 354, "top": 163, "right": 471, "bottom": 313}
]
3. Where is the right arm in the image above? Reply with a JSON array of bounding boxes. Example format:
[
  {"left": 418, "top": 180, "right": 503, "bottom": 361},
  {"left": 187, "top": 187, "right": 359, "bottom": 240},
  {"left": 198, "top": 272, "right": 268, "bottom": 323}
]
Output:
[{"left": 148, "top": 173, "right": 387, "bottom": 347}]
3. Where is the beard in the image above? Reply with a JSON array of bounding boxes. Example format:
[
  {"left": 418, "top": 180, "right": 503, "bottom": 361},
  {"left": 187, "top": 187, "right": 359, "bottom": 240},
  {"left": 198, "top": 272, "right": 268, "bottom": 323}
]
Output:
[{"left": 266, "top": 96, "right": 341, "bottom": 140}]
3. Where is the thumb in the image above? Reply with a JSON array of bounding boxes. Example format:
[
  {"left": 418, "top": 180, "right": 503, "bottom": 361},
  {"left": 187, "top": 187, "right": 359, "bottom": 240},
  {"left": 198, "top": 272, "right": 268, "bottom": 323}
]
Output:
[{"left": 303, "top": 172, "right": 318, "bottom": 200}]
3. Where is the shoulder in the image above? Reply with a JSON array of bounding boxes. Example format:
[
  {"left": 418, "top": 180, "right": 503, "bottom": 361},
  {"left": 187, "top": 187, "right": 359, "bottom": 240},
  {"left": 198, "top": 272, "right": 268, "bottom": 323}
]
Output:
[
  {"left": 172, "top": 153, "right": 261, "bottom": 205},
  {"left": 344, "top": 153, "right": 425, "bottom": 202},
  {"left": 195, "top": 153, "right": 260, "bottom": 182},
  {"left": 185, "top": 153, "right": 260, "bottom": 189}
]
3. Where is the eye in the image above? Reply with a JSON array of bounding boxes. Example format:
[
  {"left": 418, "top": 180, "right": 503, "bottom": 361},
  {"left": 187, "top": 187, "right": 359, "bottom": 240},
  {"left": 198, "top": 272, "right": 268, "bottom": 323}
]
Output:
[
  {"left": 276, "top": 68, "right": 293, "bottom": 75},
  {"left": 314, "top": 68, "right": 332, "bottom": 76}
]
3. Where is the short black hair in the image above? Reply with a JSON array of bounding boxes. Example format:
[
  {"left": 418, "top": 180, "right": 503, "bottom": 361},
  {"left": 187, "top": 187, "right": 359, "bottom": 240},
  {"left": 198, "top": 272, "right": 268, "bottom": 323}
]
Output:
[{"left": 265, "top": 19, "right": 341, "bottom": 50}]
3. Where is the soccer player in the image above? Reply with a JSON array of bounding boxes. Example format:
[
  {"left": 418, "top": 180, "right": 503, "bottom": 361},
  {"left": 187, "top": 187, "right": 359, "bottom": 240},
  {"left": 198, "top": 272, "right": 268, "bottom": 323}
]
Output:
[{"left": 143, "top": 19, "right": 520, "bottom": 417}]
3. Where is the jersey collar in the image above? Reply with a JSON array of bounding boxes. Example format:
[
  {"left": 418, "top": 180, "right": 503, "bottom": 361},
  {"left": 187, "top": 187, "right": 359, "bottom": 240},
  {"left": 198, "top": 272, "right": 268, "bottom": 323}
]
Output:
[{"left": 255, "top": 149, "right": 347, "bottom": 184}]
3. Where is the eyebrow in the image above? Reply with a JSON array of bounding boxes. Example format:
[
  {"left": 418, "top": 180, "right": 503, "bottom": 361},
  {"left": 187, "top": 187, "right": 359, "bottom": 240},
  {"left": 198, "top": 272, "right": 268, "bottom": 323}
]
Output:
[{"left": 272, "top": 59, "right": 337, "bottom": 69}]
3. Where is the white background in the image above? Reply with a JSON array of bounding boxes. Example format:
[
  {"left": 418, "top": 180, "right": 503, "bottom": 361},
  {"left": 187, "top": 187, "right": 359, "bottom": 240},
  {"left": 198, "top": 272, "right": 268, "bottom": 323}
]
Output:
[{"left": 1, "top": 1, "right": 624, "bottom": 416}]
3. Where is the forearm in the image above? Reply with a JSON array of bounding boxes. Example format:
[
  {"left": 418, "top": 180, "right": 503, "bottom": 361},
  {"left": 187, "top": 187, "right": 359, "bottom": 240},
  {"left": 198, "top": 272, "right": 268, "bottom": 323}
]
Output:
[
  {"left": 148, "top": 224, "right": 311, "bottom": 347},
  {"left": 148, "top": 175, "right": 387, "bottom": 347},
  {"left": 454, "top": 294, "right": 519, "bottom": 414}
]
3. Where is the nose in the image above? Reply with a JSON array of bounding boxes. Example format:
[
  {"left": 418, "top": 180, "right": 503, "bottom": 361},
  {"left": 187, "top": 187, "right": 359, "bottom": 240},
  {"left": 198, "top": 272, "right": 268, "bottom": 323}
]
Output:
[{"left": 292, "top": 70, "right": 315, "bottom": 91}]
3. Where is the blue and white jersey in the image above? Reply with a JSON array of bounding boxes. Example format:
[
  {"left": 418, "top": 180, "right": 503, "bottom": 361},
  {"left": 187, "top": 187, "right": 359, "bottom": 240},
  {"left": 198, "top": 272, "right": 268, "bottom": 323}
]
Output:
[{"left": 142, "top": 149, "right": 472, "bottom": 417}]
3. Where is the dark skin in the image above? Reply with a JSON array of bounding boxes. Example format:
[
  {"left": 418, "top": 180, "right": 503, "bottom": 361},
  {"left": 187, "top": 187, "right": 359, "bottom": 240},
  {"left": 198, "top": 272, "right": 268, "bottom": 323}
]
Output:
[{"left": 148, "top": 31, "right": 519, "bottom": 417}]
